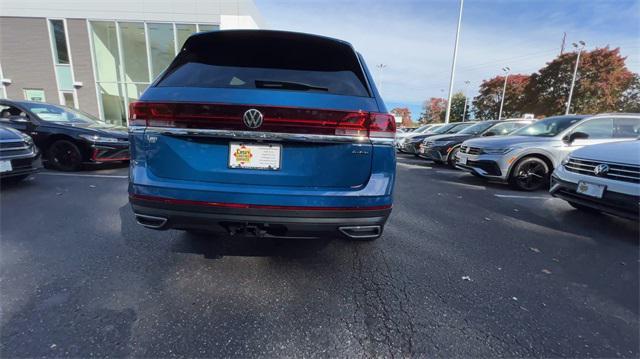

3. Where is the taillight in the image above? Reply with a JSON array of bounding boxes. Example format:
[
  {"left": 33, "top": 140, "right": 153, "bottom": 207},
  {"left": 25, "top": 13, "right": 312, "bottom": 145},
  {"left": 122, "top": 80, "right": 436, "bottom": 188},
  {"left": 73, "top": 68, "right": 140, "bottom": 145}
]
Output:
[
  {"left": 129, "top": 101, "right": 396, "bottom": 139},
  {"left": 367, "top": 113, "right": 396, "bottom": 138}
]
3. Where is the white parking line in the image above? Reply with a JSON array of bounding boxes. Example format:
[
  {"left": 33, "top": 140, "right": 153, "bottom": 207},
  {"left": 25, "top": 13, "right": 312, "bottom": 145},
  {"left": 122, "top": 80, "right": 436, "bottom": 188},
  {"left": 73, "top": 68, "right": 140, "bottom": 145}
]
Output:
[
  {"left": 397, "top": 162, "right": 432, "bottom": 169},
  {"left": 494, "top": 194, "right": 550, "bottom": 200},
  {"left": 39, "top": 172, "right": 128, "bottom": 179}
]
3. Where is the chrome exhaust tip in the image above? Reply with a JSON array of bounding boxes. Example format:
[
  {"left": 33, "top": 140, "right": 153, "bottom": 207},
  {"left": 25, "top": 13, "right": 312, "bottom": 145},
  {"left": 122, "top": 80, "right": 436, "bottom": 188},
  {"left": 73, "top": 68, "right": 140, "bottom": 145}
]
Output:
[
  {"left": 339, "top": 225, "right": 382, "bottom": 239},
  {"left": 135, "top": 214, "right": 168, "bottom": 229}
]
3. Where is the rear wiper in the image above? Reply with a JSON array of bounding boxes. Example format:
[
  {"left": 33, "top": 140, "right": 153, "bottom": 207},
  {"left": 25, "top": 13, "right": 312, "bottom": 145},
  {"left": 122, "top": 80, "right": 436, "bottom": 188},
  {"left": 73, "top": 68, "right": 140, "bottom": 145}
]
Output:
[{"left": 255, "top": 80, "right": 329, "bottom": 92}]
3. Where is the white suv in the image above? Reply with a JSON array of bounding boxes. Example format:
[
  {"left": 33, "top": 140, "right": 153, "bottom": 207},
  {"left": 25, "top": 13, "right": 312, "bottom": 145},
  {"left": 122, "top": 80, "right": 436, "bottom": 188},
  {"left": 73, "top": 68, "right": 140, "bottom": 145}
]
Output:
[{"left": 550, "top": 140, "right": 639, "bottom": 220}]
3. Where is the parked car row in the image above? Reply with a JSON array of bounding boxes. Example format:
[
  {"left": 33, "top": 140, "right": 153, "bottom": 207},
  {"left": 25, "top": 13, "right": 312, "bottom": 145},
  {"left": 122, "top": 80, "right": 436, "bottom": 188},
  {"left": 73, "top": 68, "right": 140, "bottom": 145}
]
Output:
[
  {"left": 0, "top": 100, "right": 129, "bottom": 181},
  {"left": 402, "top": 113, "right": 640, "bottom": 220}
]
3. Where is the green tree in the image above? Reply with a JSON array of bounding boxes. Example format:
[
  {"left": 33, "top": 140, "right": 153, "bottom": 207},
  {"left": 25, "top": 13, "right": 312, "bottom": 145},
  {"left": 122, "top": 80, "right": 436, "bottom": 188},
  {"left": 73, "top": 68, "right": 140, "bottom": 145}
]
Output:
[
  {"left": 449, "top": 92, "right": 469, "bottom": 122},
  {"left": 524, "top": 47, "right": 634, "bottom": 116},
  {"left": 473, "top": 74, "right": 530, "bottom": 120},
  {"left": 617, "top": 73, "right": 640, "bottom": 113}
]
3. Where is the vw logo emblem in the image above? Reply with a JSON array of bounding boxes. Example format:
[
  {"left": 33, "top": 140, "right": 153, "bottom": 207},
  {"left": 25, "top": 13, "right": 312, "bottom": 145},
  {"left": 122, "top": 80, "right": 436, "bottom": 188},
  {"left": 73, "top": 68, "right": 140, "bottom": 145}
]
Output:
[
  {"left": 593, "top": 164, "right": 609, "bottom": 176},
  {"left": 242, "top": 109, "right": 263, "bottom": 129}
]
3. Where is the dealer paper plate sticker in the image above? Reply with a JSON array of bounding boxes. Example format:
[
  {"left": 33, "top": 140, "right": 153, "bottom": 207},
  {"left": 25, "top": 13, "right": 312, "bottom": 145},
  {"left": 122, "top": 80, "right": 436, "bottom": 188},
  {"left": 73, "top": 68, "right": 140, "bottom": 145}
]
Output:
[
  {"left": 0, "top": 160, "right": 12, "bottom": 173},
  {"left": 229, "top": 143, "right": 281, "bottom": 170}
]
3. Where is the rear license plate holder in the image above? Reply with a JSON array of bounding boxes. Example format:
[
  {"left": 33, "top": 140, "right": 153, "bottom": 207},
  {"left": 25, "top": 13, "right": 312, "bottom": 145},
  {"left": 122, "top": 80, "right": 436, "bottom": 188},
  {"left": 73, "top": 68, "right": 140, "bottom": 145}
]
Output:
[{"left": 228, "top": 142, "right": 281, "bottom": 170}]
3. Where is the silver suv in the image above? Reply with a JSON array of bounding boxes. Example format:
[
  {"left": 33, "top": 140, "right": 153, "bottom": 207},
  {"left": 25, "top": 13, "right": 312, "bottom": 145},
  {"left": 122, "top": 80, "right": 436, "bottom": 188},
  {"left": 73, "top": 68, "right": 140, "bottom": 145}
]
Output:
[
  {"left": 456, "top": 113, "right": 640, "bottom": 190},
  {"left": 550, "top": 140, "right": 639, "bottom": 220}
]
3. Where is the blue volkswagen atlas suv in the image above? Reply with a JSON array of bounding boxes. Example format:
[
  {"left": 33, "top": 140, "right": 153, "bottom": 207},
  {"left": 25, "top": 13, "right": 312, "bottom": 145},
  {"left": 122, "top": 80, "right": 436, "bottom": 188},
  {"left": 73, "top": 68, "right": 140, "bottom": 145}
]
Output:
[{"left": 128, "top": 30, "right": 396, "bottom": 240}]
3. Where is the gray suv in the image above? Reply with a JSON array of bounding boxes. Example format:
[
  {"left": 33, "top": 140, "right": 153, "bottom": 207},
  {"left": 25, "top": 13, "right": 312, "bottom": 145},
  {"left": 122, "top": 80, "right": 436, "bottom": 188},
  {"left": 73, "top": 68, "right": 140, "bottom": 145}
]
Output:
[{"left": 456, "top": 113, "right": 640, "bottom": 190}]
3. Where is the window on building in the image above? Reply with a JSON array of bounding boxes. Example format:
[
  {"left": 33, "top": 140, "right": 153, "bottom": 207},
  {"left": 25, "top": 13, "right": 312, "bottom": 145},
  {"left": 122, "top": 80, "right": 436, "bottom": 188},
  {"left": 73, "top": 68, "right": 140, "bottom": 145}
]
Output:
[
  {"left": 176, "top": 24, "right": 198, "bottom": 51},
  {"left": 91, "top": 21, "right": 121, "bottom": 82},
  {"left": 49, "top": 19, "right": 75, "bottom": 108},
  {"left": 91, "top": 21, "right": 124, "bottom": 124},
  {"left": 23, "top": 89, "right": 46, "bottom": 102},
  {"left": 62, "top": 92, "right": 75, "bottom": 108},
  {"left": 148, "top": 23, "right": 175, "bottom": 79},
  {"left": 198, "top": 24, "right": 220, "bottom": 32},
  {"left": 49, "top": 20, "right": 70, "bottom": 64},
  {"left": 119, "top": 22, "right": 149, "bottom": 83}
]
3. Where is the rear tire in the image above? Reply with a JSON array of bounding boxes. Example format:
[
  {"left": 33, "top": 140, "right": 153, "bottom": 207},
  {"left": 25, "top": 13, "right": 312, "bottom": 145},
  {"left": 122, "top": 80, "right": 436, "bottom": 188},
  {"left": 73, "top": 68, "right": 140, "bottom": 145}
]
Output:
[
  {"left": 568, "top": 201, "right": 601, "bottom": 214},
  {"left": 47, "top": 140, "right": 82, "bottom": 171},
  {"left": 509, "top": 157, "right": 550, "bottom": 191}
]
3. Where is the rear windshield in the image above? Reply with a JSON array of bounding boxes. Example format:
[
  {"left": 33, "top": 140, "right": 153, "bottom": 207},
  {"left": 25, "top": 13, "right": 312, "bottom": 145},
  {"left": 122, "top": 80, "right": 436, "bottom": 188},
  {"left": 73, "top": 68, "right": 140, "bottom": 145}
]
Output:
[{"left": 157, "top": 31, "right": 371, "bottom": 97}]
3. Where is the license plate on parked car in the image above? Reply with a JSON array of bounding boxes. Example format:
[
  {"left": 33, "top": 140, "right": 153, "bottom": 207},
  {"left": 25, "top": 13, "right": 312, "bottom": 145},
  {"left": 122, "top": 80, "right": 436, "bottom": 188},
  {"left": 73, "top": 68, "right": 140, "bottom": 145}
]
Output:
[
  {"left": 457, "top": 154, "right": 467, "bottom": 165},
  {"left": 0, "top": 160, "right": 12, "bottom": 173},
  {"left": 576, "top": 181, "right": 605, "bottom": 198},
  {"left": 228, "top": 142, "right": 281, "bottom": 170}
]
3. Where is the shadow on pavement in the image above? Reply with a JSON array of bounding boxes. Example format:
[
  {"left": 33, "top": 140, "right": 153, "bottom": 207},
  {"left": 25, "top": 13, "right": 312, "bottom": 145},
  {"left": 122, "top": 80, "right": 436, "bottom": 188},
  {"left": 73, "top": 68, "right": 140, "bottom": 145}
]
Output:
[{"left": 171, "top": 231, "right": 335, "bottom": 260}]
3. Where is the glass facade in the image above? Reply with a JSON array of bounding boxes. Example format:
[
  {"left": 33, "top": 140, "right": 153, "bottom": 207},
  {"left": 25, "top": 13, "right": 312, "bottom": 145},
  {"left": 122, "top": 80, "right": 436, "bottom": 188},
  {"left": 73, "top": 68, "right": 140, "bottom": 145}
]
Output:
[
  {"left": 176, "top": 24, "right": 197, "bottom": 50},
  {"left": 89, "top": 21, "right": 218, "bottom": 124},
  {"left": 148, "top": 23, "right": 175, "bottom": 79}
]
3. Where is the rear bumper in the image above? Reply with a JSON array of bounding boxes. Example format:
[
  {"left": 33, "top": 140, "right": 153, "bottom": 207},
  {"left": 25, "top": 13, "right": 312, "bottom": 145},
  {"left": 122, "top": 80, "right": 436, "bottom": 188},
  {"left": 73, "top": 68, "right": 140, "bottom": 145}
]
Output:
[{"left": 130, "top": 195, "right": 391, "bottom": 239}]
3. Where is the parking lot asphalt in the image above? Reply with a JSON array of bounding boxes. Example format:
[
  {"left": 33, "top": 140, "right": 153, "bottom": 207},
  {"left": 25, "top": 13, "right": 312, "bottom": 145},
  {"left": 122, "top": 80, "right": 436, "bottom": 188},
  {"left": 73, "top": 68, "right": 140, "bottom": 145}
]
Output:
[{"left": 1, "top": 154, "right": 638, "bottom": 358}]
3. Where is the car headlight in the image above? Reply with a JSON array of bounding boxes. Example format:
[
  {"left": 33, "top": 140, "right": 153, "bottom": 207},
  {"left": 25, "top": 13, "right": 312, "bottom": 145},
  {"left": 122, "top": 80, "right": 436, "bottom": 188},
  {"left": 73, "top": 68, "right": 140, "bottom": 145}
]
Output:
[
  {"left": 20, "top": 134, "right": 34, "bottom": 146},
  {"left": 561, "top": 156, "right": 571, "bottom": 166},
  {"left": 481, "top": 147, "right": 514, "bottom": 155},
  {"left": 79, "top": 134, "right": 120, "bottom": 143}
]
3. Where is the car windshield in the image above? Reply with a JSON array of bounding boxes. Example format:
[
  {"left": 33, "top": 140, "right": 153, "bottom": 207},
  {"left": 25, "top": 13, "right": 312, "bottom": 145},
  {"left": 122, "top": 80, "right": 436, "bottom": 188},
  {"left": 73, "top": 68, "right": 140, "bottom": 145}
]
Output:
[
  {"left": 511, "top": 116, "right": 582, "bottom": 137},
  {"left": 457, "top": 122, "right": 495, "bottom": 135},
  {"left": 431, "top": 123, "right": 456, "bottom": 134},
  {"left": 445, "top": 123, "right": 474, "bottom": 133},
  {"left": 21, "top": 103, "right": 103, "bottom": 124},
  {"left": 489, "top": 121, "right": 529, "bottom": 135},
  {"left": 413, "top": 125, "right": 432, "bottom": 133}
]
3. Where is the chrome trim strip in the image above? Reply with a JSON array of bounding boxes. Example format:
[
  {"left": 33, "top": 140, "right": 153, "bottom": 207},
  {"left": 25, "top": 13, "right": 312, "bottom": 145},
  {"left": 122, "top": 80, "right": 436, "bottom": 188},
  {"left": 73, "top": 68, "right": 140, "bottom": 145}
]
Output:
[
  {"left": 0, "top": 145, "right": 29, "bottom": 151},
  {"left": 128, "top": 125, "right": 146, "bottom": 133},
  {"left": 0, "top": 139, "right": 26, "bottom": 144},
  {"left": 0, "top": 149, "right": 36, "bottom": 160},
  {"left": 145, "top": 126, "right": 372, "bottom": 144},
  {"left": 370, "top": 137, "right": 395, "bottom": 145}
]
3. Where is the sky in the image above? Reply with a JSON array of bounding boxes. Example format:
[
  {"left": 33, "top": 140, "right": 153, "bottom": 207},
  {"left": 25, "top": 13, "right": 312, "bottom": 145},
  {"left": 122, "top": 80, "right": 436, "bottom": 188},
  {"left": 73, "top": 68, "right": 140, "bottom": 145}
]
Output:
[{"left": 254, "top": 0, "right": 640, "bottom": 118}]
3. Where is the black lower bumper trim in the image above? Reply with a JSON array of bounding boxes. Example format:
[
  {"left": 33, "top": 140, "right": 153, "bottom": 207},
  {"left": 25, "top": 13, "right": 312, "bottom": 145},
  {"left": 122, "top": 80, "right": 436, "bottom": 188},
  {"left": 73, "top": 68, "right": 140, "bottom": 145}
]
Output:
[
  {"left": 130, "top": 198, "right": 391, "bottom": 239},
  {"left": 550, "top": 176, "right": 639, "bottom": 220}
]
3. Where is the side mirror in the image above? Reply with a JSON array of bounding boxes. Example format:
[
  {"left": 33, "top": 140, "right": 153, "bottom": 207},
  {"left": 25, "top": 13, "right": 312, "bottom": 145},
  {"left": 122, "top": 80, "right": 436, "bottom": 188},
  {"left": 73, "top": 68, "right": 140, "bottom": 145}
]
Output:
[
  {"left": 483, "top": 131, "right": 496, "bottom": 137},
  {"left": 564, "top": 131, "right": 589, "bottom": 144}
]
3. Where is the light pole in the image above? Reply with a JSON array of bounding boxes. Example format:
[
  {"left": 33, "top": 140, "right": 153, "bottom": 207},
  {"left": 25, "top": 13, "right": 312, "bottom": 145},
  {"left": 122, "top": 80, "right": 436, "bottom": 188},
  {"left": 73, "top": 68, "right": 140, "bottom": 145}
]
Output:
[
  {"left": 498, "top": 66, "right": 510, "bottom": 120},
  {"left": 444, "top": 0, "right": 464, "bottom": 124},
  {"left": 462, "top": 80, "right": 470, "bottom": 121},
  {"left": 565, "top": 41, "right": 585, "bottom": 115}
]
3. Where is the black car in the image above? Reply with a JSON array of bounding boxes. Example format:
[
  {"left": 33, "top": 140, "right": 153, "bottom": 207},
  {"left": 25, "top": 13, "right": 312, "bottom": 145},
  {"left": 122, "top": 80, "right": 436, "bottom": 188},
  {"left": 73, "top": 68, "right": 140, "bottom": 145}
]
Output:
[
  {"left": 401, "top": 122, "right": 476, "bottom": 155},
  {"left": 0, "top": 125, "right": 40, "bottom": 182},
  {"left": 0, "top": 100, "right": 128, "bottom": 171},
  {"left": 418, "top": 119, "right": 533, "bottom": 166}
]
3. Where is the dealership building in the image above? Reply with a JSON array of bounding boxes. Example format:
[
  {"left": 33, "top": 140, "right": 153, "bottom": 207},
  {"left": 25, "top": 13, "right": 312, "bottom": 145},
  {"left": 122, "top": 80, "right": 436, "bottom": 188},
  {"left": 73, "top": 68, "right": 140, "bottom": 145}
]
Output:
[{"left": 0, "top": 0, "right": 266, "bottom": 124}]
